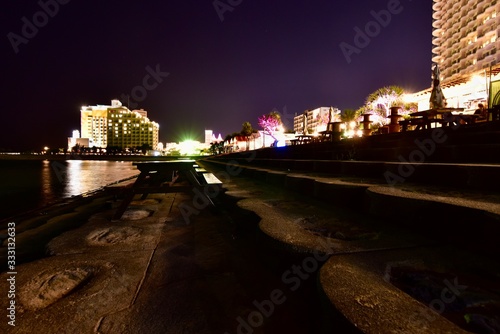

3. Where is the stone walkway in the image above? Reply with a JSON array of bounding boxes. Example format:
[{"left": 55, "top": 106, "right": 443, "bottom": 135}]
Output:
[
  {"left": 0, "top": 186, "right": 323, "bottom": 333},
  {"left": 1, "top": 159, "right": 499, "bottom": 333}
]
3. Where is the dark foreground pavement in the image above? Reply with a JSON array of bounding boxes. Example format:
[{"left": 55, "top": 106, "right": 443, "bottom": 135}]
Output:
[
  {"left": 0, "top": 177, "right": 327, "bottom": 333},
  {"left": 1, "top": 159, "right": 499, "bottom": 333}
]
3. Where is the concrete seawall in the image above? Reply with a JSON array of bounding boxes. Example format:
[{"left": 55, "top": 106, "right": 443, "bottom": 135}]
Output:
[{"left": 198, "top": 157, "right": 500, "bottom": 333}]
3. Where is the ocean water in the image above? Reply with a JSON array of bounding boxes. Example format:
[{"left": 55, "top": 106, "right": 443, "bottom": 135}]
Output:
[{"left": 0, "top": 160, "right": 139, "bottom": 220}]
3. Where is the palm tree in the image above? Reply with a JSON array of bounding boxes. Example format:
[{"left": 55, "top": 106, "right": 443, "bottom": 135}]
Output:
[
  {"left": 366, "top": 86, "right": 405, "bottom": 118},
  {"left": 340, "top": 108, "right": 360, "bottom": 123},
  {"left": 241, "top": 121, "right": 254, "bottom": 150}
]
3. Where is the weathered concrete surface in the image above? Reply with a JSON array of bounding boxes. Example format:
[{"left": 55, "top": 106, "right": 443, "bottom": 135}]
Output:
[
  {"left": 232, "top": 181, "right": 429, "bottom": 256},
  {"left": 1, "top": 158, "right": 499, "bottom": 333},
  {"left": 0, "top": 188, "right": 324, "bottom": 333},
  {"left": 200, "top": 159, "right": 500, "bottom": 333},
  {"left": 319, "top": 246, "right": 500, "bottom": 334},
  {"left": 1, "top": 194, "right": 184, "bottom": 333}
]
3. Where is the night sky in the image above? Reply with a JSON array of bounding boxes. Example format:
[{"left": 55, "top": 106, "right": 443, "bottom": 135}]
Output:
[{"left": 2, "top": 0, "right": 433, "bottom": 151}]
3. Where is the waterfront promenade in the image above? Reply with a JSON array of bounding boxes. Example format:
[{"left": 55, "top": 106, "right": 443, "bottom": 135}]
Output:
[
  {"left": 1, "top": 121, "right": 500, "bottom": 332},
  {"left": 1, "top": 153, "right": 499, "bottom": 332}
]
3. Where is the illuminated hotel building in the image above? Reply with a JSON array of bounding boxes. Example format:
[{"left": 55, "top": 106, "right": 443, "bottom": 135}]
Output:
[
  {"left": 410, "top": 0, "right": 500, "bottom": 110},
  {"left": 432, "top": 0, "right": 499, "bottom": 80},
  {"left": 80, "top": 99, "right": 159, "bottom": 149}
]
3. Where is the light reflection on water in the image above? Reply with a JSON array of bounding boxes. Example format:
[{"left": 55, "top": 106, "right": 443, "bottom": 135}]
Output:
[
  {"left": 1, "top": 160, "right": 139, "bottom": 219},
  {"left": 48, "top": 160, "right": 140, "bottom": 198}
]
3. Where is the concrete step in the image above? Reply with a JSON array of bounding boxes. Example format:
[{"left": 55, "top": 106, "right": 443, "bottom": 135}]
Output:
[
  {"left": 200, "top": 159, "right": 500, "bottom": 255},
  {"left": 201, "top": 159, "right": 500, "bottom": 333},
  {"left": 203, "top": 158, "right": 500, "bottom": 190},
  {"left": 319, "top": 245, "right": 500, "bottom": 334}
]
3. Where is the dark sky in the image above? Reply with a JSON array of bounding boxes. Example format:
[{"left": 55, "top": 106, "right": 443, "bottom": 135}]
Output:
[{"left": 2, "top": 0, "right": 433, "bottom": 151}]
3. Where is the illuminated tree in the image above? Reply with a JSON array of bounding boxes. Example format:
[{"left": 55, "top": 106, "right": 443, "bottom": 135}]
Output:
[
  {"left": 258, "top": 111, "right": 282, "bottom": 141},
  {"left": 361, "top": 85, "right": 418, "bottom": 126},
  {"left": 366, "top": 86, "right": 405, "bottom": 118}
]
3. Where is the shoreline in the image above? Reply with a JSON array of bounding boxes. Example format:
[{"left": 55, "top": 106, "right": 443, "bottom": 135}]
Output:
[
  {"left": 0, "top": 174, "right": 138, "bottom": 228},
  {"left": 0, "top": 154, "right": 205, "bottom": 162},
  {"left": 0, "top": 175, "right": 139, "bottom": 271}
]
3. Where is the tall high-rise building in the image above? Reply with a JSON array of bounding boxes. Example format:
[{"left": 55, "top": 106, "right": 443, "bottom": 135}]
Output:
[
  {"left": 432, "top": 0, "right": 499, "bottom": 80},
  {"left": 80, "top": 99, "right": 159, "bottom": 150},
  {"left": 409, "top": 1, "right": 500, "bottom": 110}
]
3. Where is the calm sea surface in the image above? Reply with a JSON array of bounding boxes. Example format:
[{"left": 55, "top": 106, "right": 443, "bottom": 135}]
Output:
[{"left": 0, "top": 160, "right": 140, "bottom": 220}]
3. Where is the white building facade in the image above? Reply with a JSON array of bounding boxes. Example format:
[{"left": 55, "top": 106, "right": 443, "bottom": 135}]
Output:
[{"left": 293, "top": 107, "right": 341, "bottom": 134}]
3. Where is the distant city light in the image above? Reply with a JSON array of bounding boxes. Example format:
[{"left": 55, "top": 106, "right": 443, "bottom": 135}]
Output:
[
  {"left": 275, "top": 140, "right": 286, "bottom": 147},
  {"left": 179, "top": 140, "right": 199, "bottom": 155}
]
